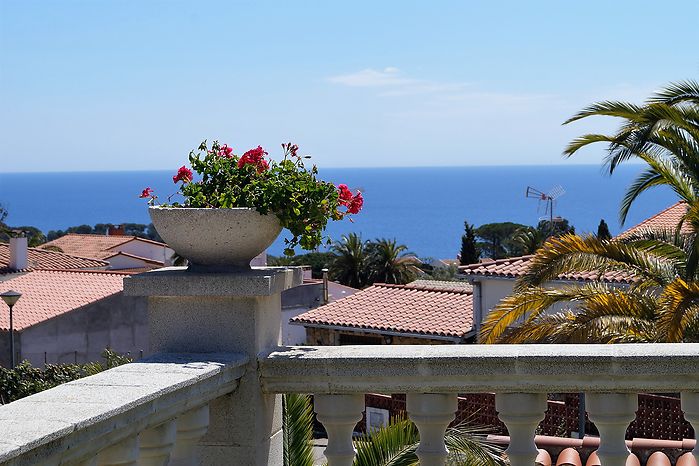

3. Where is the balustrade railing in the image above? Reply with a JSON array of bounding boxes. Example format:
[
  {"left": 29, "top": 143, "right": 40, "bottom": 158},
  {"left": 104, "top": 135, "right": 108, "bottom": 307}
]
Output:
[{"left": 260, "top": 343, "right": 699, "bottom": 466}]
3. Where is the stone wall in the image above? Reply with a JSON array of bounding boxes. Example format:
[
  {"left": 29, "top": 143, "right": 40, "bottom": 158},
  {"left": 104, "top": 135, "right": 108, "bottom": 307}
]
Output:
[{"left": 18, "top": 293, "right": 148, "bottom": 366}]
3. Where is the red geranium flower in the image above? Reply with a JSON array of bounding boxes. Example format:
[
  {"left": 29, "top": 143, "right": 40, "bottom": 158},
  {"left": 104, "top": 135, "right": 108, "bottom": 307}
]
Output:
[
  {"left": 337, "top": 184, "right": 353, "bottom": 205},
  {"left": 238, "top": 146, "right": 269, "bottom": 173},
  {"left": 139, "top": 187, "right": 154, "bottom": 198},
  {"left": 173, "top": 166, "right": 193, "bottom": 183},
  {"left": 218, "top": 144, "right": 233, "bottom": 158},
  {"left": 347, "top": 192, "right": 363, "bottom": 214}
]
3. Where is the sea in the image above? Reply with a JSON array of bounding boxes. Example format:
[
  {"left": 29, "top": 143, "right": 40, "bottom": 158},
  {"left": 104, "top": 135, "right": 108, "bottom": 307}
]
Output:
[{"left": 0, "top": 165, "right": 678, "bottom": 260}]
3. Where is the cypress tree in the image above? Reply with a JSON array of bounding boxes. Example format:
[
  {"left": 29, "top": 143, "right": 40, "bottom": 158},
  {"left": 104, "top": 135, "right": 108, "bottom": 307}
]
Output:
[
  {"left": 597, "top": 219, "right": 612, "bottom": 240},
  {"left": 460, "top": 221, "right": 480, "bottom": 265}
]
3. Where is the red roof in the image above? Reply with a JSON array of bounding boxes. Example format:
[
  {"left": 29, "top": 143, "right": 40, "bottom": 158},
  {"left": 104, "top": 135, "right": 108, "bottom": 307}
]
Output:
[
  {"left": 291, "top": 282, "right": 474, "bottom": 340},
  {"left": 616, "top": 201, "right": 690, "bottom": 239},
  {"left": 0, "top": 270, "right": 125, "bottom": 331},
  {"left": 0, "top": 243, "right": 108, "bottom": 273},
  {"left": 42, "top": 234, "right": 167, "bottom": 260}
]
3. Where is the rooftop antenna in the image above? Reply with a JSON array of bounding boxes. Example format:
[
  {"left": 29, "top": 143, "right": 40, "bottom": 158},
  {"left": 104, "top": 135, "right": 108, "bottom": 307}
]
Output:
[{"left": 525, "top": 185, "right": 565, "bottom": 235}]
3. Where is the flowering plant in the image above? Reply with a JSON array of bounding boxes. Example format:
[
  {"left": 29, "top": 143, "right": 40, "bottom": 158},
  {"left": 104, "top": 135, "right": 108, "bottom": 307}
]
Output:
[{"left": 141, "top": 140, "right": 362, "bottom": 255}]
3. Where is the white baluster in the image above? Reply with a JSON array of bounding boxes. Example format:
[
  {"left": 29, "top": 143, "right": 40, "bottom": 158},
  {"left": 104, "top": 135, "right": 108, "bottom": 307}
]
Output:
[
  {"left": 681, "top": 392, "right": 699, "bottom": 466},
  {"left": 169, "top": 405, "right": 210, "bottom": 466},
  {"left": 406, "top": 393, "right": 457, "bottom": 466},
  {"left": 495, "top": 393, "right": 547, "bottom": 466},
  {"left": 139, "top": 420, "right": 177, "bottom": 466},
  {"left": 96, "top": 436, "right": 139, "bottom": 466},
  {"left": 586, "top": 393, "right": 636, "bottom": 466},
  {"left": 314, "top": 394, "right": 364, "bottom": 466}
]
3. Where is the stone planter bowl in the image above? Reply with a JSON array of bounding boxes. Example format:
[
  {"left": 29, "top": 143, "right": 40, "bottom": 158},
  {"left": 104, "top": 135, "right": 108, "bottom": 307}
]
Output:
[{"left": 149, "top": 207, "right": 282, "bottom": 272}]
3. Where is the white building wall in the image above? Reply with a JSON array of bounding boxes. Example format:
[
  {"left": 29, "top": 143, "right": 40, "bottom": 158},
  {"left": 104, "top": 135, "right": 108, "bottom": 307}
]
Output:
[{"left": 113, "top": 241, "right": 174, "bottom": 265}]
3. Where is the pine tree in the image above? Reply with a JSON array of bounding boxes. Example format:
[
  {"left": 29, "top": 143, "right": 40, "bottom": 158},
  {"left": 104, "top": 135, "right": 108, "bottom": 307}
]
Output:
[
  {"left": 597, "top": 219, "right": 612, "bottom": 240},
  {"left": 460, "top": 221, "right": 480, "bottom": 265}
]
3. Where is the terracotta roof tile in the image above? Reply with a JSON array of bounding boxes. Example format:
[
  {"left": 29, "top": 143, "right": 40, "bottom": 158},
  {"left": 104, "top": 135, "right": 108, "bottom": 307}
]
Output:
[
  {"left": 291, "top": 283, "right": 473, "bottom": 339},
  {"left": 459, "top": 255, "right": 634, "bottom": 283},
  {"left": 616, "top": 201, "right": 690, "bottom": 239},
  {"left": 0, "top": 270, "right": 125, "bottom": 331},
  {"left": 406, "top": 280, "right": 473, "bottom": 293},
  {"left": 0, "top": 243, "right": 108, "bottom": 273},
  {"left": 42, "top": 234, "right": 135, "bottom": 259}
]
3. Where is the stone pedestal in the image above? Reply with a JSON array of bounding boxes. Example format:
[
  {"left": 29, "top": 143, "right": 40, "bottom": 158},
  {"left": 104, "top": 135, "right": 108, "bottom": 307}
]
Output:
[{"left": 124, "top": 266, "right": 302, "bottom": 466}]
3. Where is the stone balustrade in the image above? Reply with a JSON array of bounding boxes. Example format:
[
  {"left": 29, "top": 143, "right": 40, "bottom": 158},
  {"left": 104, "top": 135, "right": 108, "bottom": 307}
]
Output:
[
  {"left": 260, "top": 344, "right": 699, "bottom": 466},
  {"left": 1, "top": 267, "right": 699, "bottom": 466}
]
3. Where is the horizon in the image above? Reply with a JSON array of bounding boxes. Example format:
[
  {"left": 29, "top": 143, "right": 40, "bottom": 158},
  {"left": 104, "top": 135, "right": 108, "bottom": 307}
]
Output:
[{"left": 1, "top": 1, "right": 698, "bottom": 172}]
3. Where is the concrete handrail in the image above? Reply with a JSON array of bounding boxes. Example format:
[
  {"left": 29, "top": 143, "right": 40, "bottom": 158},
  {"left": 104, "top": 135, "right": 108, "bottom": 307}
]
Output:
[
  {"left": 259, "top": 343, "right": 699, "bottom": 394},
  {"left": 0, "top": 352, "right": 247, "bottom": 465}
]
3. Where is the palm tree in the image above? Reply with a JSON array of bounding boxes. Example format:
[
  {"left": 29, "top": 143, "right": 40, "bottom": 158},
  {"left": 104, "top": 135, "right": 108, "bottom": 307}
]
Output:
[
  {"left": 330, "top": 233, "right": 369, "bottom": 288},
  {"left": 480, "top": 232, "right": 699, "bottom": 344},
  {"left": 366, "top": 238, "right": 422, "bottom": 285},
  {"left": 283, "top": 394, "right": 315, "bottom": 466},
  {"left": 563, "top": 80, "right": 699, "bottom": 226}
]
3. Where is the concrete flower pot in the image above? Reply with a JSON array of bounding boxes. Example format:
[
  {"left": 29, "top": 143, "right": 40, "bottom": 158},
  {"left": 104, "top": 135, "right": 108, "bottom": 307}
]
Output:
[{"left": 149, "top": 207, "right": 282, "bottom": 272}]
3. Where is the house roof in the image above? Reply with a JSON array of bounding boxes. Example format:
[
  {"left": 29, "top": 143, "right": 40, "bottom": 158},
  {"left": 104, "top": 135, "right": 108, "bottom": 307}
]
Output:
[
  {"left": 0, "top": 270, "right": 125, "bottom": 331},
  {"left": 42, "top": 234, "right": 168, "bottom": 260},
  {"left": 0, "top": 243, "right": 109, "bottom": 273},
  {"left": 459, "top": 255, "right": 634, "bottom": 284},
  {"left": 406, "top": 279, "right": 473, "bottom": 293},
  {"left": 616, "top": 201, "right": 689, "bottom": 239},
  {"left": 458, "top": 202, "right": 692, "bottom": 283},
  {"left": 291, "top": 282, "right": 474, "bottom": 340}
]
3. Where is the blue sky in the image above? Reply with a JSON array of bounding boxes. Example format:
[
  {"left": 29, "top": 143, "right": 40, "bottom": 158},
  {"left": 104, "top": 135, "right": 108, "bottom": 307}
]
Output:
[{"left": 1, "top": 1, "right": 697, "bottom": 172}]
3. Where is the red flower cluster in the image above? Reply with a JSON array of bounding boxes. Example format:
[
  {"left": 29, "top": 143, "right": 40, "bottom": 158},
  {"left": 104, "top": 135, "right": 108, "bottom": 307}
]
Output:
[
  {"left": 173, "top": 166, "right": 193, "bottom": 184},
  {"left": 218, "top": 144, "right": 233, "bottom": 158},
  {"left": 238, "top": 146, "right": 269, "bottom": 173},
  {"left": 139, "top": 187, "right": 154, "bottom": 198},
  {"left": 337, "top": 184, "right": 363, "bottom": 214}
]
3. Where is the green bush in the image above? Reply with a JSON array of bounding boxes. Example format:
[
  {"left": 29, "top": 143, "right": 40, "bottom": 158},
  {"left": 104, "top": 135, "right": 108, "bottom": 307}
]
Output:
[{"left": 0, "top": 349, "right": 132, "bottom": 404}]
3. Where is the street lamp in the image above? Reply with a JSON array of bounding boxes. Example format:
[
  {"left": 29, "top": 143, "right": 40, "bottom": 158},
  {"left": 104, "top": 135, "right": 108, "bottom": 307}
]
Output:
[{"left": 1, "top": 290, "right": 21, "bottom": 368}]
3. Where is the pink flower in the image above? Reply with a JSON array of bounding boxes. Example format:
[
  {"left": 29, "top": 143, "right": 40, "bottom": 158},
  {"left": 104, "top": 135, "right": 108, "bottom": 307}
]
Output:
[
  {"left": 347, "top": 192, "right": 363, "bottom": 214},
  {"left": 173, "top": 166, "right": 193, "bottom": 183},
  {"left": 139, "top": 187, "right": 153, "bottom": 198}
]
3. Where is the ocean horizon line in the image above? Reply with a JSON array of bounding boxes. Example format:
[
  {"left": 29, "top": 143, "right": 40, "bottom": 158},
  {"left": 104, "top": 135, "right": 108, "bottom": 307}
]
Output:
[{"left": 0, "top": 162, "right": 646, "bottom": 175}]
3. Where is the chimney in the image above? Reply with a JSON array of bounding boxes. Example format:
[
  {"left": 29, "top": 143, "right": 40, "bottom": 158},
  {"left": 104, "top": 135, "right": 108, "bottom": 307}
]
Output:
[
  {"left": 107, "top": 225, "right": 125, "bottom": 236},
  {"left": 9, "top": 236, "right": 28, "bottom": 271}
]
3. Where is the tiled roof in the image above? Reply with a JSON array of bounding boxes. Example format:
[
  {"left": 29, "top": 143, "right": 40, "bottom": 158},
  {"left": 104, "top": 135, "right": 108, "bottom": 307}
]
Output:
[
  {"left": 0, "top": 270, "right": 125, "bottom": 331},
  {"left": 0, "top": 243, "right": 108, "bottom": 273},
  {"left": 616, "top": 201, "right": 690, "bottom": 239},
  {"left": 406, "top": 279, "right": 473, "bottom": 293},
  {"left": 291, "top": 283, "right": 473, "bottom": 340},
  {"left": 459, "top": 256, "right": 634, "bottom": 283},
  {"left": 42, "top": 234, "right": 135, "bottom": 259}
]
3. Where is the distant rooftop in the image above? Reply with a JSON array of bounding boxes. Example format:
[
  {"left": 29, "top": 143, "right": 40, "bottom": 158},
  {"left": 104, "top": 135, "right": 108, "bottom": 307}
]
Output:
[
  {"left": 0, "top": 243, "right": 108, "bottom": 273},
  {"left": 42, "top": 233, "right": 168, "bottom": 260}
]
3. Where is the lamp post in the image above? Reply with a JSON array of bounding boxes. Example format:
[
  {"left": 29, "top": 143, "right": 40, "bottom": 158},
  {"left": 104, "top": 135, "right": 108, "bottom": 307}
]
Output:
[{"left": 1, "top": 290, "right": 21, "bottom": 368}]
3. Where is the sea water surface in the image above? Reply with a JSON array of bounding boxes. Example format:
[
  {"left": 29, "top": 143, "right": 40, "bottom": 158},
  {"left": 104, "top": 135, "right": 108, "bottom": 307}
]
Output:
[{"left": 0, "top": 165, "right": 677, "bottom": 259}]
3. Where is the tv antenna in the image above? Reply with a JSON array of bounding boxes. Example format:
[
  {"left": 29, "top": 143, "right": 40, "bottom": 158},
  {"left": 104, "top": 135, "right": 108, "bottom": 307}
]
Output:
[{"left": 525, "top": 185, "right": 565, "bottom": 234}]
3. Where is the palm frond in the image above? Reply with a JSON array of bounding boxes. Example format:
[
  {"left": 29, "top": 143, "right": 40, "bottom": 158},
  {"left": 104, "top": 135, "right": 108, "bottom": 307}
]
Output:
[
  {"left": 657, "top": 278, "right": 699, "bottom": 342},
  {"left": 283, "top": 393, "right": 315, "bottom": 466}
]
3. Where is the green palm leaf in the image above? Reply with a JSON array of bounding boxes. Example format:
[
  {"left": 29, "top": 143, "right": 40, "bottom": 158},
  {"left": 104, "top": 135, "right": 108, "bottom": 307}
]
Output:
[{"left": 283, "top": 393, "right": 315, "bottom": 466}]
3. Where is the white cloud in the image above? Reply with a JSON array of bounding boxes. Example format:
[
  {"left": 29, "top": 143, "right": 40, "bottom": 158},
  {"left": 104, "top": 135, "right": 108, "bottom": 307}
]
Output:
[{"left": 327, "top": 67, "right": 414, "bottom": 87}]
